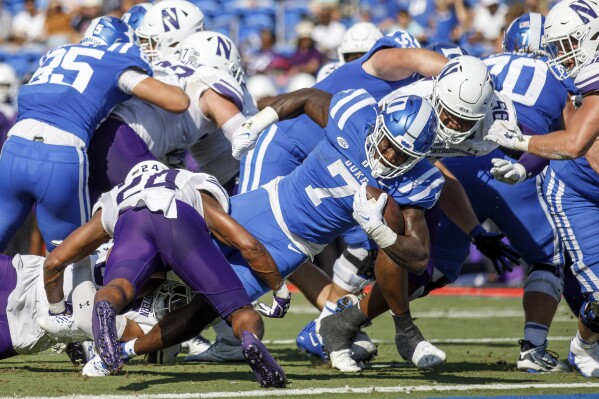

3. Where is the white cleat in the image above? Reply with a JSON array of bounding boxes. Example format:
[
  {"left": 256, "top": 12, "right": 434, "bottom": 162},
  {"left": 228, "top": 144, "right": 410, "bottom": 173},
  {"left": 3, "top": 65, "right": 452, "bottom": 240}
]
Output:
[
  {"left": 330, "top": 349, "right": 363, "bottom": 372},
  {"left": 569, "top": 338, "right": 599, "bottom": 377},
  {"left": 182, "top": 335, "right": 212, "bottom": 356},
  {"left": 411, "top": 341, "right": 446, "bottom": 370},
  {"left": 351, "top": 330, "right": 378, "bottom": 363},
  {"left": 82, "top": 354, "right": 110, "bottom": 377},
  {"left": 36, "top": 315, "right": 88, "bottom": 343}
]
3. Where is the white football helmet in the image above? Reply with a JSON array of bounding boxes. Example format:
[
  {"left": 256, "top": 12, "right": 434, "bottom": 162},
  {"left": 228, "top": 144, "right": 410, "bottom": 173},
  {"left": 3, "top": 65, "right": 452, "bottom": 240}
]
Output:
[
  {"left": 543, "top": 0, "right": 599, "bottom": 80},
  {"left": 431, "top": 55, "right": 494, "bottom": 145},
  {"left": 125, "top": 160, "right": 169, "bottom": 182},
  {"left": 337, "top": 22, "right": 383, "bottom": 63},
  {"left": 246, "top": 74, "right": 277, "bottom": 101},
  {"left": 136, "top": 0, "right": 204, "bottom": 62},
  {"left": 178, "top": 31, "right": 245, "bottom": 84},
  {"left": 0, "top": 63, "right": 18, "bottom": 103}
]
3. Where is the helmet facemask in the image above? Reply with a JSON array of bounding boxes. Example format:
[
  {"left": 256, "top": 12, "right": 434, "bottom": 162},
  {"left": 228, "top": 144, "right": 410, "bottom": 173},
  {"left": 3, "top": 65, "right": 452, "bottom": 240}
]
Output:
[
  {"left": 431, "top": 87, "right": 483, "bottom": 146},
  {"left": 543, "top": 26, "right": 590, "bottom": 80},
  {"left": 365, "top": 115, "right": 426, "bottom": 179}
]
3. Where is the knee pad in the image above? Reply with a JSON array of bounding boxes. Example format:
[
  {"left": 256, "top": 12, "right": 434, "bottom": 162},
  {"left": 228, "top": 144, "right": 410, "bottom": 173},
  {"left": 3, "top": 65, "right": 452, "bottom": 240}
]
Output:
[
  {"left": 524, "top": 264, "right": 564, "bottom": 302},
  {"left": 580, "top": 298, "right": 599, "bottom": 334},
  {"left": 332, "top": 247, "right": 377, "bottom": 293}
]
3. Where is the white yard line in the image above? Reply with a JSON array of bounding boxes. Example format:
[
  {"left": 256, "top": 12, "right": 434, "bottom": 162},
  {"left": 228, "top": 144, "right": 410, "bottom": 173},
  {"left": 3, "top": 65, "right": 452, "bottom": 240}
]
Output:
[
  {"left": 4, "top": 382, "right": 599, "bottom": 399},
  {"left": 262, "top": 336, "right": 574, "bottom": 345}
]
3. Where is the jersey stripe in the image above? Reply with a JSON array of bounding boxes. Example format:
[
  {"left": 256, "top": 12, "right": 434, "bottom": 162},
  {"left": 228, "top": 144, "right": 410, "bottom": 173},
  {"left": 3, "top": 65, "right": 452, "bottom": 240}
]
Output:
[
  {"left": 407, "top": 100, "right": 432, "bottom": 137},
  {"left": 408, "top": 177, "right": 444, "bottom": 203},
  {"left": 337, "top": 97, "right": 377, "bottom": 131},
  {"left": 250, "top": 124, "right": 278, "bottom": 191},
  {"left": 330, "top": 89, "right": 368, "bottom": 119},
  {"left": 398, "top": 167, "right": 440, "bottom": 193}
]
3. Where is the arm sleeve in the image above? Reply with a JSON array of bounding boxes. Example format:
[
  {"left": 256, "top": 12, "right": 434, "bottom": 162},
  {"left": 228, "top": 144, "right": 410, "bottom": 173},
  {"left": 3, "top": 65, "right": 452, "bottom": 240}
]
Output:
[{"left": 117, "top": 68, "right": 151, "bottom": 95}]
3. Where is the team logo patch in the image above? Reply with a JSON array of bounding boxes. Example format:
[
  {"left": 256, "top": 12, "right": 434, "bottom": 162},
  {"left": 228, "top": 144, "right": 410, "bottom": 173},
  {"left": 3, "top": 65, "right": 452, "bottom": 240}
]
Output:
[{"left": 337, "top": 137, "right": 349, "bottom": 149}]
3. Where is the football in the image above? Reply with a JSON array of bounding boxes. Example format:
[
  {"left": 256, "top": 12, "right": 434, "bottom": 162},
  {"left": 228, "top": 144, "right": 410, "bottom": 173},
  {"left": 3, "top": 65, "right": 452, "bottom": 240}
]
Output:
[{"left": 364, "top": 185, "right": 405, "bottom": 236}]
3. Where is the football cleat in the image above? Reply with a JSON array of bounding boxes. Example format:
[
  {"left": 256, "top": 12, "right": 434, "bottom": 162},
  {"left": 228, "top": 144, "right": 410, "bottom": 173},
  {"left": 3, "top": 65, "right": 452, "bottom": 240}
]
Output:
[
  {"left": 296, "top": 320, "right": 328, "bottom": 361},
  {"left": 82, "top": 354, "right": 111, "bottom": 377},
  {"left": 65, "top": 342, "right": 87, "bottom": 367},
  {"left": 329, "top": 349, "right": 363, "bottom": 372},
  {"left": 37, "top": 315, "right": 88, "bottom": 343},
  {"left": 517, "top": 339, "right": 569, "bottom": 373},
  {"left": 181, "top": 334, "right": 212, "bottom": 356},
  {"left": 569, "top": 337, "right": 599, "bottom": 377},
  {"left": 241, "top": 331, "right": 287, "bottom": 388},
  {"left": 411, "top": 341, "right": 447, "bottom": 370},
  {"left": 184, "top": 338, "right": 244, "bottom": 362},
  {"left": 93, "top": 301, "right": 122, "bottom": 373}
]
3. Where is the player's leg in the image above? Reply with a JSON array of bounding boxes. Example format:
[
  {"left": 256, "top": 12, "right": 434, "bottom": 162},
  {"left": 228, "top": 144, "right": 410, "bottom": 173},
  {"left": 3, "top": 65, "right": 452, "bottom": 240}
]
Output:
[
  {"left": 0, "top": 255, "right": 17, "bottom": 359},
  {"left": 489, "top": 172, "right": 568, "bottom": 372},
  {"left": 34, "top": 144, "right": 90, "bottom": 252},
  {"left": 0, "top": 138, "right": 38, "bottom": 251},
  {"left": 87, "top": 119, "right": 156, "bottom": 204},
  {"left": 543, "top": 168, "right": 599, "bottom": 377}
]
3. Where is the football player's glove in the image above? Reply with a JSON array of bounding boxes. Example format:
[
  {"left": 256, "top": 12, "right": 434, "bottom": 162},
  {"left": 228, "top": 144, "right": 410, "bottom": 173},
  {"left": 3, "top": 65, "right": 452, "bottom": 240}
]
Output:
[
  {"left": 469, "top": 224, "right": 521, "bottom": 275},
  {"left": 256, "top": 283, "right": 291, "bottom": 318}
]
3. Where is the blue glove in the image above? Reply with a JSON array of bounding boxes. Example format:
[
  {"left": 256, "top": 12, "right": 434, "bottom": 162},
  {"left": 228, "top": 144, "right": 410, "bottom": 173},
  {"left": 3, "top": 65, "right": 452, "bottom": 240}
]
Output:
[{"left": 469, "top": 225, "right": 521, "bottom": 275}]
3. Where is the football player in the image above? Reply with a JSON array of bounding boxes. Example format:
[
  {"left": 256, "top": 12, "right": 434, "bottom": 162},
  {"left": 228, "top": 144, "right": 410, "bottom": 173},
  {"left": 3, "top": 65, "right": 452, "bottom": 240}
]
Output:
[
  {"left": 0, "top": 16, "right": 189, "bottom": 254},
  {"left": 483, "top": 0, "right": 599, "bottom": 377},
  {"left": 43, "top": 161, "right": 287, "bottom": 387}
]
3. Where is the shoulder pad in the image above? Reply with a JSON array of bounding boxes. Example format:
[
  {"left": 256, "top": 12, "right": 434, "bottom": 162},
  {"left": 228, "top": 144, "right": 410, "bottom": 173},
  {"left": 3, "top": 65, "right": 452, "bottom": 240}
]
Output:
[
  {"left": 575, "top": 60, "right": 599, "bottom": 96},
  {"left": 317, "top": 62, "right": 341, "bottom": 83},
  {"left": 189, "top": 66, "right": 244, "bottom": 110},
  {"left": 196, "top": 173, "right": 230, "bottom": 214}
]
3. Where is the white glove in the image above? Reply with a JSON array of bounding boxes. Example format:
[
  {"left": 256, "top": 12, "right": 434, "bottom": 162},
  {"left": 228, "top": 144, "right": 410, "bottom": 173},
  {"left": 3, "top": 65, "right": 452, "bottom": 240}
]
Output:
[
  {"left": 484, "top": 120, "right": 531, "bottom": 152},
  {"left": 490, "top": 158, "right": 527, "bottom": 184},
  {"left": 352, "top": 184, "right": 397, "bottom": 248},
  {"left": 231, "top": 106, "right": 279, "bottom": 160}
]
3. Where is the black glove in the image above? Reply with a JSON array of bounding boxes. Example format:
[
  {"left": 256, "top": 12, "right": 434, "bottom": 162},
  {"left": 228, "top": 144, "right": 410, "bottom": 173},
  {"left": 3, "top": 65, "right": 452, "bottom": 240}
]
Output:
[{"left": 469, "top": 225, "right": 521, "bottom": 275}]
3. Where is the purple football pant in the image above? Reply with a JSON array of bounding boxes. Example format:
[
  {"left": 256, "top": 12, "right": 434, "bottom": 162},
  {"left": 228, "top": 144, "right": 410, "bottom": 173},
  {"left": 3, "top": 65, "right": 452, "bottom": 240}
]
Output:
[
  {"left": 0, "top": 254, "right": 17, "bottom": 360},
  {"left": 88, "top": 119, "right": 156, "bottom": 204},
  {"left": 104, "top": 200, "right": 250, "bottom": 319}
]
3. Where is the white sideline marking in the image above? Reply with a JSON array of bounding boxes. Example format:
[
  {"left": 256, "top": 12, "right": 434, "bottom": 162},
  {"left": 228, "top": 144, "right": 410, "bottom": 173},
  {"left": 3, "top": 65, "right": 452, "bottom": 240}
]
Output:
[
  {"left": 262, "top": 336, "right": 574, "bottom": 345},
  {"left": 4, "top": 383, "right": 599, "bottom": 399}
]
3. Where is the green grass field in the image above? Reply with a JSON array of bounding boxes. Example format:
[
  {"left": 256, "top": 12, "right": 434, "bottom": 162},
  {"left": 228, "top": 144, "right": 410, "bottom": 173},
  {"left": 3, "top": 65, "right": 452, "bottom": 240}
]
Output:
[{"left": 1, "top": 293, "right": 597, "bottom": 399}]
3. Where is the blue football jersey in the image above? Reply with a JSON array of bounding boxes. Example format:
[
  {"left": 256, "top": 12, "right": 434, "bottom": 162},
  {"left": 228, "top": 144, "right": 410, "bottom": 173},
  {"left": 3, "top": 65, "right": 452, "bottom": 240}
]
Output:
[
  {"left": 483, "top": 53, "right": 571, "bottom": 134},
  {"left": 17, "top": 43, "right": 152, "bottom": 147},
  {"left": 274, "top": 35, "right": 421, "bottom": 159},
  {"left": 276, "top": 89, "right": 444, "bottom": 245}
]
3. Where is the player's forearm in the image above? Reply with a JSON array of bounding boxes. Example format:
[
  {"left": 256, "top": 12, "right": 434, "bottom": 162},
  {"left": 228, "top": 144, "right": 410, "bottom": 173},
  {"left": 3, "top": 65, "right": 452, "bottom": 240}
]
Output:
[
  {"left": 381, "top": 236, "right": 429, "bottom": 275},
  {"left": 368, "top": 48, "right": 448, "bottom": 81},
  {"left": 239, "top": 241, "right": 284, "bottom": 291},
  {"left": 528, "top": 130, "right": 592, "bottom": 159},
  {"left": 260, "top": 88, "right": 331, "bottom": 128},
  {"left": 436, "top": 161, "right": 478, "bottom": 234},
  {"left": 44, "top": 261, "right": 66, "bottom": 306}
]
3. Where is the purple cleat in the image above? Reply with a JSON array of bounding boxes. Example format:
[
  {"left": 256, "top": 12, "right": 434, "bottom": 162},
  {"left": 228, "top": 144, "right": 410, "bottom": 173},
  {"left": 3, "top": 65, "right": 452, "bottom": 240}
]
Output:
[
  {"left": 241, "top": 331, "right": 287, "bottom": 388},
  {"left": 92, "top": 301, "right": 123, "bottom": 373}
]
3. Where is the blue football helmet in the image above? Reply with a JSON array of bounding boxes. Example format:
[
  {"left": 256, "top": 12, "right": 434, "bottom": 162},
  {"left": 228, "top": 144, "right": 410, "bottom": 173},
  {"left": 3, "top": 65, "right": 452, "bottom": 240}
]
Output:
[
  {"left": 121, "top": 3, "right": 153, "bottom": 30},
  {"left": 503, "top": 12, "right": 555, "bottom": 56},
  {"left": 366, "top": 95, "right": 437, "bottom": 179},
  {"left": 81, "top": 16, "right": 138, "bottom": 46},
  {"left": 426, "top": 42, "right": 469, "bottom": 59}
]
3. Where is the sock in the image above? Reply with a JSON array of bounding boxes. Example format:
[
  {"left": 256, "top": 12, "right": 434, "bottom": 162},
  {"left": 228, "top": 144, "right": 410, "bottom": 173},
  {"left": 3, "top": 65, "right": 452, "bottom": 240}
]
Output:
[
  {"left": 317, "top": 301, "right": 337, "bottom": 321},
  {"left": 392, "top": 311, "right": 425, "bottom": 360},
  {"left": 120, "top": 339, "right": 138, "bottom": 360},
  {"left": 523, "top": 322, "right": 549, "bottom": 348},
  {"left": 320, "top": 305, "right": 369, "bottom": 352},
  {"left": 576, "top": 331, "right": 596, "bottom": 349}
]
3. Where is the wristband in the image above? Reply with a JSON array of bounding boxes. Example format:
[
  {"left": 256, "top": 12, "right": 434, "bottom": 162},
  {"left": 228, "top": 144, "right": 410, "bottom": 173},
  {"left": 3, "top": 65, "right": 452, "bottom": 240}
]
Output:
[
  {"left": 368, "top": 224, "right": 398, "bottom": 249},
  {"left": 274, "top": 283, "right": 290, "bottom": 299},
  {"left": 514, "top": 135, "right": 531, "bottom": 152},
  {"left": 245, "top": 106, "right": 279, "bottom": 135},
  {"left": 469, "top": 224, "right": 485, "bottom": 240},
  {"left": 48, "top": 300, "right": 66, "bottom": 315}
]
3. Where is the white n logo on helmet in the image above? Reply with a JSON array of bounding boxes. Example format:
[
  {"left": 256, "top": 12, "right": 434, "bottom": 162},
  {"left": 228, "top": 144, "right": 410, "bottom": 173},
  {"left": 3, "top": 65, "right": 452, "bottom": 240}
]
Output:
[
  {"left": 570, "top": 0, "right": 599, "bottom": 24},
  {"left": 162, "top": 8, "right": 180, "bottom": 32}
]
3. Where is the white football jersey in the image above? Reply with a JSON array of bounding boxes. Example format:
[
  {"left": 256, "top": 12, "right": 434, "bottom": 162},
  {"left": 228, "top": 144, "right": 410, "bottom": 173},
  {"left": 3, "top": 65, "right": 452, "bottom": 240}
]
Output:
[
  {"left": 6, "top": 255, "right": 74, "bottom": 354},
  {"left": 380, "top": 78, "right": 517, "bottom": 158},
  {"left": 93, "top": 169, "right": 227, "bottom": 237}
]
